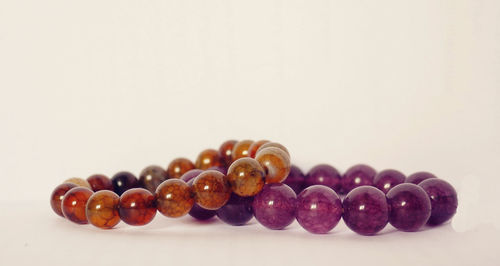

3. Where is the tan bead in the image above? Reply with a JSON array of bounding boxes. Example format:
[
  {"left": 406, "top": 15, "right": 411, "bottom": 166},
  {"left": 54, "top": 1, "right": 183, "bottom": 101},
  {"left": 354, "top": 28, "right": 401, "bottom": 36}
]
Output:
[
  {"left": 227, "top": 158, "right": 265, "bottom": 196},
  {"left": 256, "top": 142, "right": 290, "bottom": 156},
  {"left": 255, "top": 147, "right": 291, "bottom": 183},
  {"left": 156, "top": 179, "right": 194, "bottom": 218},
  {"left": 64, "top": 177, "right": 92, "bottom": 190}
]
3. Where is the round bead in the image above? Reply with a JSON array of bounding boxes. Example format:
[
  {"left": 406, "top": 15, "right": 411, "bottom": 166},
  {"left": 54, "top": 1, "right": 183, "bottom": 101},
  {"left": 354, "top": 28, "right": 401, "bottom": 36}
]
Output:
[
  {"left": 64, "top": 177, "right": 92, "bottom": 190},
  {"left": 156, "top": 179, "right": 194, "bottom": 218},
  {"left": 180, "top": 169, "right": 203, "bottom": 183},
  {"left": 305, "top": 164, "right": 342, "bottom": 193},
  {"left": 208, "top": 166, "right": 228, "bottom": 175},
  {"left": 406, "top": 171, "right": 437, "bottom": 184},
  {"left": 139, "top": 165, "right": 168, "bottom": 193},
  {"left": 61, "top": 187, "right": 93, "bottom": 224},
  {"left": 386, "top": 183, "right": 431, "bottom": 231},
  {"left": 85, "top": 190, "right": 120, "bottom": 229},
  {"left": 50, "top": 183, "right": 77, "bottom": 217},
  {"left": 111, "top": 171, "right": 139, "bottom": 196},
  {"left": 87, "top": 174, "right": 113, "bottom": 192},
  {"left": 192, "top": 170, "right": 231, "bottom": 210},
  {"left": 187, "top": 179, "right": 216, "bottom": 220},
  {"left": 118, "top": 188, "right": 156, "bottom": 226},
  {"left": 195, "top": 149, "right": 222, "bottom": 170},
  {"left": 341, "top": 164, "right": 376, "bottom": 194},
  {"left": 232, "top": 140, "right": 254, "bottom": 161},
  {"left": 252, "top": 183, "right": 297, "bottom": 230},
  {"left": 342, "top": 186, "right": 389, "bottom": 235},
  {"left": 256, "top": 142, "right": 290, "bottom": 156},
  {"left": 419, "top": 179, "right": 458, "bottom": 226},
  {"left": 296, "top": 185, "right": 343, "bottom": 234},
  {"left": 255, "top": 147, "right": 291, "bottom": 183},
  {"left": 283, "top": 165, "right": 306, "bottom": 194},
  {"left": 248, "top": 140, "right": 270, "bottom": 158},
  {"left": 226, "top": 158, "right": 265, "bottom": 197},
  {"left": 218, "top": 140, "right": 237, "bottom": 167},
  {"left": 167, "top": 158, "right": 195, "bottom": 179},
  {"left": 216, "top": 193, "right": 254, "bottom": 226},
  {"left": 373, "top": 169, "right": 406, "bottom": 194}
]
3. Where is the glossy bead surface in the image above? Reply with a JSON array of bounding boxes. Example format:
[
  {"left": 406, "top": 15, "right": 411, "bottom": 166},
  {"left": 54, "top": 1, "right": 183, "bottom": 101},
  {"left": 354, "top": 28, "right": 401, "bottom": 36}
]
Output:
[
  {"left": 218, "top": 140, "right": 237, "bottom": 167},
  {"left": 255, "top": 147, "right": 291, "bottom": 183},
  {"left": 341, "top": 164, "right": 376, "bottom": 194},
  {"left": 156, "top": 179, "right": 194, "bottom": 218},
  {"left": 181, "top": 169, "right": 203, "bottom": 182},
  {"left": 252, "top": 183, "right": 297, "bottom": 230},
  {"left": 61, "top": 187, "right": 93, "bottom": 224},
  {"left": 192, "top": 170, "right": 231, "bottom": 210},
  {"left": 64, "top": 177, "right": 92, "bottom": 190},
  {"left": 111, "top": 171, "right": 139, "bottom": 196},
  {"left": 373, "top": 169, "right": 406, "bottom": 194},
  {"left": 248, "top": 140, "right": 269, "bottom": 158},
  {"left": 226, "top": 158, "right": 265, "bottom": 197},
  {"left": 256, "top": 142, "right": 290, "bottom": 156},
  {"left": 195, "top": 149, "right": 221, "bottom": 170},
  {"left": 406, "top": 171, "right": 437, "bottom": 184},
  {"left": 208, "top": 166, "right": 227, "bottom": 175},
  {"left": 216, "top": 193, "right": 254, "bottom": 226},
  {"left": 187, "top": 179, "right": 217, "bottom": 220},
  {"left": 119, "top": 188, "right": 156, "bottom": 226},
  {"left": 284, "top": 165, "right": 306, "bottom": 194},
  {"left": 296, "top": 185, "right": 343, "bottom": 234},
  {"left": 305, "top": 164, "right": 342, "bottom": 193},
  {"left": 85, "top": 190, "right": 120, "bottom": 229},
  {"left": 50, "top": 183, "right": 77, "bottom": 217},
  {"left": 87, "top": 174, "right": 113, "bottom": 192},
  {"left": 386, "top": 183, "right": 431, "bottom": 231},
  {"left": 139, "top": 165, "right": 168, "bottom": 193},
  {"left": 419, "top": 179, "right": 458, "bottom": 226},
  {"left": 167, "top": 158, "right": 195, "bottom": 179},
  {"left": 232, "top": 140, "right": 254, "bottom": 161},
  {"left": 342, "top": 186, "right": 389, "bottom": 235}
]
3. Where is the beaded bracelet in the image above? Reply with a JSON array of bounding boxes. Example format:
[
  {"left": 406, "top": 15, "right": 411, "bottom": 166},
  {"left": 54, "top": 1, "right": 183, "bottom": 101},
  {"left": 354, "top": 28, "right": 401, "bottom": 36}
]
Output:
[{"left": 50, "top": 139, "right": 458, "bottom": 235}]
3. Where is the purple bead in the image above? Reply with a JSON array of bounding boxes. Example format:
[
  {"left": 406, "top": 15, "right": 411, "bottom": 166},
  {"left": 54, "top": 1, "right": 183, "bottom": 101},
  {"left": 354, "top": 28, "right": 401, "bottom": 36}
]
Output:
[
  {"left": 343, "top": 186, "right": 389, "bottom": 235},
  {"left": 386, "top": 183, "right": 431, "bottom": 231},
  {"left": 406, "top": 171, "right": 437, "bottom": 184},
  {"left": 252, "top": 183, "right": 297, "bottom": 230},
  {"left": 180, "top": 169, "right": 203, "bottom": 183},
  {"left": 187, "top": 178, "right": 216, "bottom": 220},
  {"left": 341, "top": 164, "right": 376, "bottom": 194},
  {"left": 305, "top": 164, "right": 342, "bottom": 193},
  {"left": 111, "top": 171, "right": 139, "bottom": 196},
  {"left": 284, "top": 165, "right": 306, "bottom": 194},
  {"left": 373, "top": 169, "right": 406, "bottom": 194},
  {"left": 296, "top": 185, "right": 343, "bottom": 234},
  {"left": 419, "top": 179, "right": 458, "bottom": 226},
  {"left": 208, "top": 166, "right": 227, "bottom": 175},
  {"left": 216, "top": 193, "right": 254, "bottom": 226}
]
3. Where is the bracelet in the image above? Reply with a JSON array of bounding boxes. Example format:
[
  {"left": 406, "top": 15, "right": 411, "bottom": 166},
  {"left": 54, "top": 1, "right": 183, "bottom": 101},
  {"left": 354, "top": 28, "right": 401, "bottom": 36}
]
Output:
[{"left": 50, "top": 139, "right": 458, "bottom": 235}]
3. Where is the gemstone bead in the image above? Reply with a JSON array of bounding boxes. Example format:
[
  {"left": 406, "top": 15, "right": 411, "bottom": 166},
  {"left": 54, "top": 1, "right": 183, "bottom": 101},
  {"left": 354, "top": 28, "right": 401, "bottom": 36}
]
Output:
[
  {"left": 218, "top": 140, "right": 237, "bottom": 167},
  {"left": 50, "top": 183, "right": 77, "bottom": 217},
  {"left": 255, "top": 147, "right": 291, "bottom": 183},
  {"left": 156, "top": 179, "right": 194, "bottom": 218},
  {"left": 341, "top": 164, "right": 376, "bottom": 194},
  {"left": 64, "top": 177, "right": 92, "bottom": 190},
  {"left": 111, "top": 171, "right": 139, "bottom": 196},
  {"left": 256, "top": 142, "right": 290, "bottom": 156},
  {"left": 406, "top": 171, "right": 437, "bottom": 184},
  {"left": 195, "top": 149, "right": 222, "bottom": 170},
  {"left": 386, "top": 183, "right": 431, "bottom": 231},
  {"left": 180, "top": 169, "right": 203, "bottom": 183},
  {"left": 248, "top": 140, "right": 269, "bottom": 158},
  {"left": 85, "top": 190, "right": 120, "bottom": 229},
  {"left": 167, "top": 158, "right": 195, "bottom": 179},
  {"left": 192, "top": 170, "right": 231, "bottom": 210},
  {"left": 419, "top": 179, "right": 458, "bottom": 226},
  {"left": 232, "top": 140, "right": 254, "bottom": 161},
  {"left": 342, "top": 186, "right": 389, "bottom": 235},
  {"left": 216, "top": 193, "right": 254, "bottom": 226},
  {"left": 252, "top": 183, "right": 297, "bottom": 230},
  {"left": 373, "top": 169, "right": 406, "bottom": 194},
  {"left": 296, "top": 185, "right": 343, "bottom": 234},
  {"left": 87, "top": 174, "right": 113, "bottom": 192},
  {"left": 187, "top": 179, "right": 217, "bottom": 220},
  {"left": 305, "top": 164, "right": 342, "bottom": 193},
  {"left": 208, "top": 166, "right": 227, "bottom": 175},
  {"left": 61, "top": 187, "right": 93, "bottom": 224},
  {"left": 139, "top": 165, "right": 168, "bottom": 193},
  {"left": 284, "top": 165, "right": 306, "bottom": 194},
  {"left": 119, "top": 188, "right": 156, "bottom": 226},
  {"left": 226, "top": 158, "right": 265, "bottom": 197}
]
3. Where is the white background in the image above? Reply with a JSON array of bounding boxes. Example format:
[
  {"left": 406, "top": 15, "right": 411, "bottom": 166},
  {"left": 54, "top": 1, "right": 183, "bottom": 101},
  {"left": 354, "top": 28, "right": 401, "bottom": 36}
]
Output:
[{"left": 1, "top": 1, "right": 499, "bottom": 265}]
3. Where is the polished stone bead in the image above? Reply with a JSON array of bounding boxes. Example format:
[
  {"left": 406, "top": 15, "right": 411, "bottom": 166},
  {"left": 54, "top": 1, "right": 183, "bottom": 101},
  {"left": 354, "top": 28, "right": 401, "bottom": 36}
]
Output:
[
  {"left": 180, "top": 169, "right": 203, "bottom": 183},
  {"left": 139, "top": 165, "right": 168, "bottom": 193},
  {"left": 195, "top": 149, "right": 222, "bottom": 170},
  {"left": 248, "top": 140, "right": 269, "bottom": 158},
  {"left": 373, "top": 169, "right": 406, "bottom": 194},
  {"left": 296, "top": 185, "right": 343, "bottom": 234},
  {"left": 192, "top": 170, "right": 231, "bottom": 210},
  {"left": 226, "top": 158, "right": 265, "bottom": 197},
  {"left": 208, "top": 166, "right": 227, "bottom": 175},
  {"left": 50, "top": 183, "right": 77, "bottom": 217},
  {"left": 232, "top": 140, "right": 254, "bottom": 161},
  {"left": 386, "top": 183, "right": 431, "bottom": 231},
  {"left": 218, "top": 140, "right": 237, "bottom": 167},
  {"left": 341, "top": 164, "right": 376, "bottom": 194},
  {"left": 167, "top": 158, "right": 195, "bottom": 179},
  {"left": 187, "top": 179, "right": 216, "bottom": 220},
  {"left": 216, "top": 193, "right": 254, "bottom": 226},
  {"left": 255, "top": 147, "right": 291, "bottom": 183},
  {"left": 85, "top": 190, "right": 120, "bottom": 229},
  {"left": 406, "top": 171, "right": 437, "bottom": 184},
  {"left": 419, "top": 179, "right": 458, "bottom": 226},
  {"left": 61, "top": 187, "right": 93, "bottom": 224},
  {"left": 87, "top": 174, "right": 113, "bottom": 192},
  {"left": 156, "top": 179, "right": 194, "bottom": 218},
  {"left": 256, "top": 142, "right": 290, "bottom": 156},
  {"left": 119, "top": 188, "right": 156, "bottom": 226},
  {"left": 64, "top": 177, "right": 92, "bottom": 190},
  {"left": 111, "top": 171, "right": 139, "bottom": 196},
  {"left": 342, "top": 186, "right": 389, "bottom": 235},
  {"left": 284, "top": 165, "right": 306, "bottom": 194},
  {"left": 252, "top": 183, "right": 297, "bottom": 230},
  {"left": 305, "top": 164, "right": 342, "bottom": 193}
]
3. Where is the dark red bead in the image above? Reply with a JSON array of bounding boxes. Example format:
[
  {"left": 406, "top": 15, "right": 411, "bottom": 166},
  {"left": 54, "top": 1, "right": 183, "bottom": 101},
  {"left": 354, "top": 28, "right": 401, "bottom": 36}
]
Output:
[
  {"left": 305, "top": 164, "right": 341, "bottom": 193},
  {"left": 218, "top": 140, "right": 237, "bottom": 167},
  {"left": 343, "top": 186, "right": 389, "bottom": 235},
  {"left": 341, "top": 164, "right": 376, "bottom": 194},
  {"left": 373, "top": 169, "right": 406, "bottom": 194},
  {"left": 111, "top": 171, "right": 139, "bottom": 196},
  {"left": 61, "top": 187, "right": 93, "bottom": 224},
  {"left": 419, "top": 179, "right": 458, "bottom": 226},
  {"left": 87, "top": 174, "right": 113, "bottom": 192},
  {"left": 406, "top": 171, "right": 437, "bottom": 184},
  {"left": 118, "top": 188, "right": 156, "bottom": 226},
  {"left": 50, "top": 183, "right": 77, "bottom": 217},
  {"left": 386, "top": 183, "right": 431, "bottom": 232}
]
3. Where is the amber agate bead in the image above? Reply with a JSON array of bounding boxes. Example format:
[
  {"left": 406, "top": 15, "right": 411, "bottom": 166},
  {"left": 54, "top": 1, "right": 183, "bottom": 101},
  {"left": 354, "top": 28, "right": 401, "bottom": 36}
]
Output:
[
  {"left": 218, "top": 140, "right": 237, "bottom": 167},
  {"left": 232, "top": 140, "right": 254, "bottom": 162},
  {"left": 248, "top": 140, "right": 269, "bottom": 158},
  {"left": 119, "top": 188, "right": 156, "bottom": 226},
  {"left": 139, "top": 165, "right": 168, "bottom": 193},
  {"left": 256, "top": 147, "right": 291, "bottom": 183},
  {"left": 256, "top": 142, "right": 290, "bottom": 156},
  {"left": 227, "top": 158, "right": 265, "bottom": 196},
  {"left": 195, "top": 149, "right": 221, "bottom": 170},
  {"left": 50, "top": 183, "right": 77, "bottom": 217},
  {"left": 156, "top": 179, "right": 194, "bottom": 218},
  {"left": 167, "top": 158, "right": 196, "bottom": 178},
  {"left": 64, "top": 177, "right": 92, "bottom": 190},
  {"left": 192, "top": 170, "right": 231, "bottom": 210},
  {"left": 86, "top": 190, "right": 120, "bottom": 229},
  {"left": 61, "top": 187, "right": 93, "bottom": 224},
  {"left": 87, "top": 174, "right": 113, "bottom": 192}
]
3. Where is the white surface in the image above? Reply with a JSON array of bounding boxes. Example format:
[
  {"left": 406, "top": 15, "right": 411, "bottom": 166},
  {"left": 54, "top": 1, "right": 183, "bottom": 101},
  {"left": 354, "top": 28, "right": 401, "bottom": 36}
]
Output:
[{"left": 1, "top": 1, "right": 499, "bottom": 265}]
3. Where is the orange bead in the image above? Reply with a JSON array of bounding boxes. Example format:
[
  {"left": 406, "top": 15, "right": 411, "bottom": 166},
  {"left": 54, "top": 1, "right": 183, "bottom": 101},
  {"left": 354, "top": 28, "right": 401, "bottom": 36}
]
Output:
[
  {"left": 86, "top": 190, "right": 120, "bottom": 229},
  {"left": 232, "top": 140, "right": 254, "bottom": 161},
  {"left": 195, "top": 149, "right": 221, "bottom": 170},
  {"left": 50, "top": 183, "right": 77, "bottom": 217},
  {"left": 227, "top": 158, "right": 265, "bottom": 196},
  {"left": 255, "top": 147, "right": 291, "bottom": 183},
  {"left": 192, "top": 170, "right": 231, "bottom": 210},
  {"left": 119, "top": 188, "right": 156, "bottom": 226},
  {"left": 248, "top": 140, "right": 270, "bottom": 158},
  {"left": 167, "top": 158, "right": 195, "bottom": 178},
  {"left": 218, "top": 140, "right": 237, "bottom": 167},
  {"left": 61, "top": 187, "right": 93, "bottom": 224},
  {"left": 256, "top": 142, "right": 290, "bottom": 156},
  {"left": 156, "top": 179, "right": 194, "bottom": 217}
]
